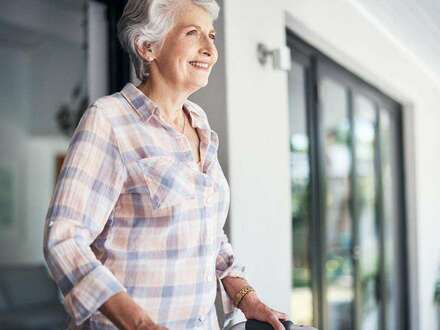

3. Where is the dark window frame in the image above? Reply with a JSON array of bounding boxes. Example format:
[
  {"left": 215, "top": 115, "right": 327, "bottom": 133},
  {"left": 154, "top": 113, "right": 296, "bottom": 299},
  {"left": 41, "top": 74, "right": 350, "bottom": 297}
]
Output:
[{"left": 286, "top": 28, "right": 410, "bottom": 330}]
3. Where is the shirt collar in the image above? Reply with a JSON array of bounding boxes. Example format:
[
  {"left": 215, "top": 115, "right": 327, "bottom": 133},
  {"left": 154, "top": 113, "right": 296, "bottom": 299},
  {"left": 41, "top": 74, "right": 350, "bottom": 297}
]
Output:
[{"left": 119, "top": 82, "right": 209, "bottom": 130}]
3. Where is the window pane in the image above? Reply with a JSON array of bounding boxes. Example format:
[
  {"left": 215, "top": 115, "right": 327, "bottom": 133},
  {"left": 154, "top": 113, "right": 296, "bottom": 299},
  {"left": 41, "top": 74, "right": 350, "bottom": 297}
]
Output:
[
  {"left": 320, "top": 77, "right": 354, "bottom": 330},
  {"left": 353, "top": 94, "right": 380, "bottom": 330},
  {"left": 288, "top": 60, "right": 313, "bottom": 325}
]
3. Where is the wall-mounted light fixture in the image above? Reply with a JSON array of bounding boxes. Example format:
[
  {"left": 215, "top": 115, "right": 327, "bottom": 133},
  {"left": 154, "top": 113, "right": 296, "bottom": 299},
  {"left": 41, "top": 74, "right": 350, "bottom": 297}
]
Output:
[{"left": 257, "top": 42, "right": 291, "bottom": 71}]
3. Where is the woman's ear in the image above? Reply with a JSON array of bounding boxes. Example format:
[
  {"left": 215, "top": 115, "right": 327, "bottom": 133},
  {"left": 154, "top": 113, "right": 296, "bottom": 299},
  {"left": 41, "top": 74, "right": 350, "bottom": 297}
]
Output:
[{"left": 136, "top": 40, "right": 154, "bottom": 62}]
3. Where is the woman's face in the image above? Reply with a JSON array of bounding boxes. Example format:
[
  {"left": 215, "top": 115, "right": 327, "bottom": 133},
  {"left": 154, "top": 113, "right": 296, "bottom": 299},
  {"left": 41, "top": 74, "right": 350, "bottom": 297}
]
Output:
[{"left": 148, "top": 1, "right": 218, "bottom": 93}]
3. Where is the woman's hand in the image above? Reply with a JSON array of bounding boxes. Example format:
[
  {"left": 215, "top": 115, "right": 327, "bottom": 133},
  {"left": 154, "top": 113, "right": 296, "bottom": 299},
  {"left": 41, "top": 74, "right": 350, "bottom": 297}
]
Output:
[
  {"left": 100, "top": 292, "right": 168, "bottom": 330},
  {"left": 134, "top": 317, "right": 169, "bottom": 330},
  {"left": 239, "top": 292, "right": 290, "bottom": 330}
]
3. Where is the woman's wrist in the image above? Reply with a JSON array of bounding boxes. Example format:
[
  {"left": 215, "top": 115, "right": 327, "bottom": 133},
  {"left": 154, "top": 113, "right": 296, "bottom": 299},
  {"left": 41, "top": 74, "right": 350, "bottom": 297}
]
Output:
[
  {"left": 237, "top": 290, "right": 260, "bottom": 315},
  {"left": 100, "top": 292, "right": 150, "bottom": 330},
  {"left": 234, "top": 286, "right": 255, "bottom": 308},
  {"left": 134, "top": 317, "right": 154, "bottom": 330}
]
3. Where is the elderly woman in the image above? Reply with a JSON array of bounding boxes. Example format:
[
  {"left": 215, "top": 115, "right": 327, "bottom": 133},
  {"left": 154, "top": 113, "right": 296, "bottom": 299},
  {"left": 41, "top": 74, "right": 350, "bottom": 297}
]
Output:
[{"left": 43, "top": 0, "right": 290, "bottom": 329}]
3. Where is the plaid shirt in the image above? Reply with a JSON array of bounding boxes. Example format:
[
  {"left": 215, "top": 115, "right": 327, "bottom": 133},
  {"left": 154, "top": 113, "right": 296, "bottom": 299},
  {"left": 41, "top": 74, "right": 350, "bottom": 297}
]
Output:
[{"left": 43, "top": 82, "right": 246, "bottom": 329}]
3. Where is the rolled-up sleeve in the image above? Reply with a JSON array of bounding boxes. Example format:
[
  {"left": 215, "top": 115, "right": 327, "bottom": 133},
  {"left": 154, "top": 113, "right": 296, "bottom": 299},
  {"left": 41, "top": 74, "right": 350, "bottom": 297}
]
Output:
[
  {"left": 215, "top": 229, "right": 247, "bottom": 315},
  {"left": 43, "top": 104, "right": 127, "bottom": 326}
]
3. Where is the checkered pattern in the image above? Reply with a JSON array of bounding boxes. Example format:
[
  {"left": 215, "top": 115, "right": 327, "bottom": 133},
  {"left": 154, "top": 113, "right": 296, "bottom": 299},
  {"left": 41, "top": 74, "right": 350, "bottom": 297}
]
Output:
[{"left": 43, "top": 82, "right": 246, "bottom": 329}]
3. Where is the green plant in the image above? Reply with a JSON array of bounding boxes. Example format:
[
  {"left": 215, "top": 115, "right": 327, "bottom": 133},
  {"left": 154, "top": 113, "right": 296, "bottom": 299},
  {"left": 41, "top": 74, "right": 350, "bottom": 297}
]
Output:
[{"left": 435, "top": 276, "right": 440, "bottom": 304}]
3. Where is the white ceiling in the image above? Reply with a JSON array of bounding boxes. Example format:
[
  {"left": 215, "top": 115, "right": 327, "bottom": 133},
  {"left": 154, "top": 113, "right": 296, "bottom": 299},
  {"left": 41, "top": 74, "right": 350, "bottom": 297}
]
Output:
[{"left": 352, "top": 0, "right": 440, "bottom": 86}]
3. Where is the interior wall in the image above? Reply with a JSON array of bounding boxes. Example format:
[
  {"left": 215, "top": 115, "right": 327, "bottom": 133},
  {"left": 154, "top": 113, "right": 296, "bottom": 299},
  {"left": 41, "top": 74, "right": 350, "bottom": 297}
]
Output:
[
  {"left": 0, "top": 0, "right": 84, "bottom": 265},
  {"left": 0, "top": 44, "right": 71, "bottom": 265},
  {"left": 0, "top": 46, "right": 31, "bottom": 263},
  {"left": 29, "top": 38, "right": 84, "bottom": 136}
]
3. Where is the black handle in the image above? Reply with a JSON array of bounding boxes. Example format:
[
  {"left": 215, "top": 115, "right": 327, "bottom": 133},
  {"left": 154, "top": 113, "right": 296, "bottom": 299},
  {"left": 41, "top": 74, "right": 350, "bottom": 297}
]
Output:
[{"left": 246, "top": 319, "right": 294, "bottom": 330}]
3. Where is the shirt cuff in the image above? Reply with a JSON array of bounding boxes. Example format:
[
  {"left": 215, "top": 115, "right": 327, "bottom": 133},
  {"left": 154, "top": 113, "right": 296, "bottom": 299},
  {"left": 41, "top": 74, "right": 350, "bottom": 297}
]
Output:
[
  {"left": 216, "top": 264, "right": 246, "bottom": 315},
  {"left": 63, "top": 265, "right": 126, "bottom": 326}
]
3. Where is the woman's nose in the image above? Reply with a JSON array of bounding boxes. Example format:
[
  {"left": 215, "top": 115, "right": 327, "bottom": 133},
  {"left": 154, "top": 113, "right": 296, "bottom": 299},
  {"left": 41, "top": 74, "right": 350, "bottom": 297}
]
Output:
[
  {"left": 199, "top": 35, "right": 216, "bottom": 59},
  {"left": 202, "top": 49, "right": 211, "bottom": 57}
]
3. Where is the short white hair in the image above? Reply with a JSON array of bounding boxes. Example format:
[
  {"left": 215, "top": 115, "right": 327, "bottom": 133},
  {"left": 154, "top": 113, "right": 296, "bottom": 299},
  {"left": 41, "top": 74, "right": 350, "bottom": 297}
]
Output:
[{"left": 117, "top": 0, "right": 220, "bottom": 82}]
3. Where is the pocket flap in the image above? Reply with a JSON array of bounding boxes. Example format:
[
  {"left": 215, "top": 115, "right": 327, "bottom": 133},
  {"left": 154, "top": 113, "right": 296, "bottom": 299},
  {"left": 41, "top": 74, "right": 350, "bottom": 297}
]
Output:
[{"left": 128, "top": 156, "right": 202, "bottom": 209}]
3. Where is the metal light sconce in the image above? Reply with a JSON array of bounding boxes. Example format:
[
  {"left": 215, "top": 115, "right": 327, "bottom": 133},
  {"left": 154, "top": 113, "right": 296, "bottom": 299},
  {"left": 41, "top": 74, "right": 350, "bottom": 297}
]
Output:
[{"left": 257, "top": 42, "right": 291, "bottom": 71}]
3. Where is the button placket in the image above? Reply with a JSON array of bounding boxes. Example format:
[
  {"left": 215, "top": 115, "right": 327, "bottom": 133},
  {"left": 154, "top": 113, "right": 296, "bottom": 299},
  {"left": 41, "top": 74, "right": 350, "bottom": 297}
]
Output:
[
  {"left": 204, "top": 185, "right": 216, "bottom": 204},
  {"left": 204, "top": 262, "right": 215, "bottom": 282}
]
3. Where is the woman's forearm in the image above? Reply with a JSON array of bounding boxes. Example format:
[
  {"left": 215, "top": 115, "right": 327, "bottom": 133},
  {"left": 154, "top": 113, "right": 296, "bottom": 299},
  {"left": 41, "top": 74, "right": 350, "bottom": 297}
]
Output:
[
  {"left": 221, "top": 276, "right": 260, "bottom": 314},
  {"left": 99, "top": 291, "right": 150, "bottom": 329}
]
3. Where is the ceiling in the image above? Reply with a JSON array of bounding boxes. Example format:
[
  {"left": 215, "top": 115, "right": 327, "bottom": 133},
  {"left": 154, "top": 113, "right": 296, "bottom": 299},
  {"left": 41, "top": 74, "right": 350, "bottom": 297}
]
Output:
[{"left": 352, "top": 0, "right": 440, "bottom": 86}]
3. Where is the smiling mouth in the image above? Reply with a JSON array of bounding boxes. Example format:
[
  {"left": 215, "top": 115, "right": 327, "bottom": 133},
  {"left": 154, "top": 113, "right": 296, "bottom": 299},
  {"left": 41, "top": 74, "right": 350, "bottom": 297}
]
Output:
[{"left": 189, "top": 61, "right": 209, "bottom": 70}]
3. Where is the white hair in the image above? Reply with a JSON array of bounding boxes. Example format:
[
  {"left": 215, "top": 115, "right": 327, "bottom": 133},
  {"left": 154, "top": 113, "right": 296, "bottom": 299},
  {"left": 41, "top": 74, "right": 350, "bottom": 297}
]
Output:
[{"left": 117, "top": 0, "right": 220, "bottom": 82}]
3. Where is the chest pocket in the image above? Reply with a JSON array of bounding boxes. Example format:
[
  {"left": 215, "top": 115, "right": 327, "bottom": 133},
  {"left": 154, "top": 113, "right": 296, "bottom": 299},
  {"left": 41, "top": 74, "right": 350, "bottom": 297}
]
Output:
[{"left": 127, "top": 156, "right": 213, "bottom": 209}]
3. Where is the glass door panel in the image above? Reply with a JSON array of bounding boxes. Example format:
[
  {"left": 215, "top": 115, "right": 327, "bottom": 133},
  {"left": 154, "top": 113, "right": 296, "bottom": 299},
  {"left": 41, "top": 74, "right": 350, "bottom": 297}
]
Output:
[
  {"left": 320, "top": 77, "right": 354, "bottom": 330},
  {"left": 287, "top": 31, "right": 408, "bottom": 330},
  {"left": 288, "top": 59, "right": 314, "bottom": 326},
  {"left": 353, "top": 95, "right": 380, "bottom": 330}
]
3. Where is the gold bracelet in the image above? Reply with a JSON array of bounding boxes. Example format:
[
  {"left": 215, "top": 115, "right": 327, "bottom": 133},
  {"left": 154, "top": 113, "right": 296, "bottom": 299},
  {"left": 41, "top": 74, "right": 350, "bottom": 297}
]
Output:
[{"left": 234, "top": 285, "right": 255, "bottom": 308}]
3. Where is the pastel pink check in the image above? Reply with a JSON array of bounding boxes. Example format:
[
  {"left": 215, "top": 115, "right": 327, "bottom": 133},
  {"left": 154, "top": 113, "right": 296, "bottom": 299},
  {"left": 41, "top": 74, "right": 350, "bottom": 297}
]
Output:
[{"left": 43, "top": 82, "right": 246, "bottom": 329}]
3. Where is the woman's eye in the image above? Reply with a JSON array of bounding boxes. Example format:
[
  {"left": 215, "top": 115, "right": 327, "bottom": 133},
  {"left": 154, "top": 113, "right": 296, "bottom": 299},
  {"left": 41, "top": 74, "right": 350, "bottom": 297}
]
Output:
[{"left": 186, "top": 30, "right": 215, "bottom": 41}]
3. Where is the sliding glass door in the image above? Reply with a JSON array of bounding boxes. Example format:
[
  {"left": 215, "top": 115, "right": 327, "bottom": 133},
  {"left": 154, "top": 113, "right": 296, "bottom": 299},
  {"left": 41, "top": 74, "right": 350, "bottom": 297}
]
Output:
[
  {"left": 287, "top": 30, "right": 409, "bottom": 330},
  {"left": 320, "top": 75, "right": 356, "bottom": 330}
]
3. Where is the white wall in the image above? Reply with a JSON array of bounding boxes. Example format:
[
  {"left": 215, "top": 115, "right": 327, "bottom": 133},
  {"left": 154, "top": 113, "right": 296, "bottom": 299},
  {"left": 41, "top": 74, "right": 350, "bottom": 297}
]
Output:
[
  {"left": 0, "top": 43, "right": 72, "bottom": 264},
  {"left": 29, "top": 38, "right": 84, "bottom": 136},
  {"left": 221, "top": 0, "right": 440, "bottom": 329},
  {"left": 223, "top": 0, "right": 293, "bottom": 319},
  {"left": 24, "top": 138, "right": 70, "bottom": 264},
  {"left": 0, "top": 46, "right": 31, "bottom": 263}
]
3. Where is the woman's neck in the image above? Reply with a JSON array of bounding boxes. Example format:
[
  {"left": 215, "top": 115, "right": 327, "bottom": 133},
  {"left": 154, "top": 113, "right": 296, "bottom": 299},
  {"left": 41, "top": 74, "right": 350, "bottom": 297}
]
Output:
[{"left": 136, "top": 77, "right": 190, "bottom": 125}]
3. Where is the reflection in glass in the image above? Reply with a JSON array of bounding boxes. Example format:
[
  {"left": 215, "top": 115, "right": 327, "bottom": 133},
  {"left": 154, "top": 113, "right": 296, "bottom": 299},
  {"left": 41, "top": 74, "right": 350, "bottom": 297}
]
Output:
[
  {"left": 380, "top": 110, "right": 399, "bottom": 330},
  {"left": 287, "top": 60, "right": 313, "bottom": 325},
  {"left": 353, "top": 95, "right": 380, "bottom": 330},
  {"left": 287, "top": 43, "right": 406, "bottom": 329},
  {"left": 320, "top": 77, "right": 354, "bottom": 330}
]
